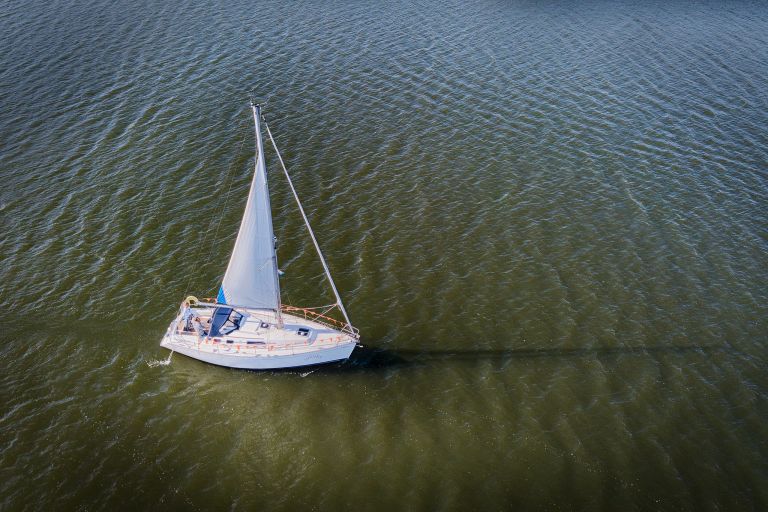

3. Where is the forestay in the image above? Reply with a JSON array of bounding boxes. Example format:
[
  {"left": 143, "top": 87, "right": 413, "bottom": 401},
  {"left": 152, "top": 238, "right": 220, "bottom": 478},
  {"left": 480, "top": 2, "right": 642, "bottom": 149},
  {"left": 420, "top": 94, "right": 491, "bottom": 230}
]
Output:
[{"left": 217, "top": 105, "right": 281, "bottom": 310}]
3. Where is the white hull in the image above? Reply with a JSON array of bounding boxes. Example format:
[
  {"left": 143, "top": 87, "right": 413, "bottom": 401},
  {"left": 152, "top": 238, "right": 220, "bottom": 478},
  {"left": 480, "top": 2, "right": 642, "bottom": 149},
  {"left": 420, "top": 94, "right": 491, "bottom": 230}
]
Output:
[
  {"left": 161, "top": 337, "right": 356, "bottom": 369},
  {"left": 160, "top": 308, "right": 358, "bottom": 370}
]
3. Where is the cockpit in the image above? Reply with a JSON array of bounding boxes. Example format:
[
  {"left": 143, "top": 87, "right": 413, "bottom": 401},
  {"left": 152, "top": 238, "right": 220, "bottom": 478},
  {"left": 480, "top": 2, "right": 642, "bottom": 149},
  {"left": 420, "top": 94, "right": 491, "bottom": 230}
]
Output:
[{"left": 208, "top": 307, "right": 244, "bottom": 337}]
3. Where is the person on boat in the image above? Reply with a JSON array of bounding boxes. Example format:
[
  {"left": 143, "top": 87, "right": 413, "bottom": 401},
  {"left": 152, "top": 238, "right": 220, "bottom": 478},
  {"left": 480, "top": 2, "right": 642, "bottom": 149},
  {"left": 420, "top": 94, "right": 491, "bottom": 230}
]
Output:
[
  {"left": 192, "top": 316, "right": 207, "bottom": 337},
  {"left": 180, "top": 301, "right": 193, "bottom": 332}
]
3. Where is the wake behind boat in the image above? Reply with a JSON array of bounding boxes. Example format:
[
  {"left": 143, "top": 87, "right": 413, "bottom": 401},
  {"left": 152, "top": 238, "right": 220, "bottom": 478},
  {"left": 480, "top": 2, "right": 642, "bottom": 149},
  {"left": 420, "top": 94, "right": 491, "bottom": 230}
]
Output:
[{"left": 160, "top": 101, "right": 359, "bottom": 369}]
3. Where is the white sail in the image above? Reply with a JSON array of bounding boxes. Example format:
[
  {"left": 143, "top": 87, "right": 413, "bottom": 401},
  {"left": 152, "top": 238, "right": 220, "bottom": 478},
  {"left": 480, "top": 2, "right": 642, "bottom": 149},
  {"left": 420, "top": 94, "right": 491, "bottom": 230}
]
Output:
[{"left": 217, "top": 104, "right": 281, "bottom": 310}]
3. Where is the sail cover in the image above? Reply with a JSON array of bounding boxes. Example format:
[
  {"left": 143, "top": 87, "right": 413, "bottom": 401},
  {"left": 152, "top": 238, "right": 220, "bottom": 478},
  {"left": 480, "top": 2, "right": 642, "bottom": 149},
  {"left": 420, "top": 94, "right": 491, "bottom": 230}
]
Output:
[{"left": 218, "top": 105, "right": 281, "bottom": 310}]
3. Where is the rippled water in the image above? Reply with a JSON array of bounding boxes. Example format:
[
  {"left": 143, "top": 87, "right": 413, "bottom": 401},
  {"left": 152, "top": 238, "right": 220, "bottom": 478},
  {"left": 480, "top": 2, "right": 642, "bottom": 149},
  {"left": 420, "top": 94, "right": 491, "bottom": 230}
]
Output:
[{"left": 2, "top": 0, "right": 767, "bottom": 509}]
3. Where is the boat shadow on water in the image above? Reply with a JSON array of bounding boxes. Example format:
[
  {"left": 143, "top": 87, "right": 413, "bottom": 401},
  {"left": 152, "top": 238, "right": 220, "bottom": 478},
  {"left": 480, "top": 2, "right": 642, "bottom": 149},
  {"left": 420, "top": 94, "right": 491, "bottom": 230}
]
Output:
[{"left": 290, "top": 343, "right": 731, "bottom": 375}]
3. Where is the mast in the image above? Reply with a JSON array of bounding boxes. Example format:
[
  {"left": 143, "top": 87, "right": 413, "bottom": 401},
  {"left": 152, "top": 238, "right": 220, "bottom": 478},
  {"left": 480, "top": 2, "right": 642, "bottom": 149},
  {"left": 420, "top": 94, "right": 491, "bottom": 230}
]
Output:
[
  {"left": 261, "top": 114, "right": 355, "bottom": 332},
  {"left": 217, "top": 101, "right": 283, "bottom": 327},
  {"left": 253, "top": 102, "right": 283, "bottom": 327}
]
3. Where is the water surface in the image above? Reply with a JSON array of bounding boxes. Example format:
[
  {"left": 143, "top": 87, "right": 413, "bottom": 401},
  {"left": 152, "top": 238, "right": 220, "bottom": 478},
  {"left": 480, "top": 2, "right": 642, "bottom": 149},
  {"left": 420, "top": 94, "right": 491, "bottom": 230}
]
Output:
[{"left": 1, "top": 0, "right": 767, "bottom": 510}]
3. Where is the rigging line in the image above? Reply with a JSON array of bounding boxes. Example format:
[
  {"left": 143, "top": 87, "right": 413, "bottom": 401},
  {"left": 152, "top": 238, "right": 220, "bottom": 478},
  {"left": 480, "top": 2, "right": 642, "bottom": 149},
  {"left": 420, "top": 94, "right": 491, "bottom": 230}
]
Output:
[
  {"left": 261, "top": 113, "right": 355, "bottom": 331},
  {"left": 318, "top": 303, "right": 337, "bottom": 318},
  {"left": 287, "top": 303, "right": 338, "bottom": 310},
  {"left": 182, "top": 112, "right": 250, "bottom": 297},
  {"left": 203, "top": 116, "right": 250, "bottom": 269}
]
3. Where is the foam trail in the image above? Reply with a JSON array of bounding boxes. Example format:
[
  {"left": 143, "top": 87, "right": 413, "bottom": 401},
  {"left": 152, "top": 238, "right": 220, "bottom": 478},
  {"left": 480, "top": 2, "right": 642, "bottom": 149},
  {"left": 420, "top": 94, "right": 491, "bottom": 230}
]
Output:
[{"left": 147, "top": 350, "right": 173, "bottom": 367}]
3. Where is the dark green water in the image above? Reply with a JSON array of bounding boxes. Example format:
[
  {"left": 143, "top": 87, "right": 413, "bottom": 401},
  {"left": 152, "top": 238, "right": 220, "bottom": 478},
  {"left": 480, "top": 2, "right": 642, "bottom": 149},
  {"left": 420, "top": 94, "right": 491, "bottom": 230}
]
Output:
[{"left": 2, "top": 0, "right": 767, "bottom": 510}]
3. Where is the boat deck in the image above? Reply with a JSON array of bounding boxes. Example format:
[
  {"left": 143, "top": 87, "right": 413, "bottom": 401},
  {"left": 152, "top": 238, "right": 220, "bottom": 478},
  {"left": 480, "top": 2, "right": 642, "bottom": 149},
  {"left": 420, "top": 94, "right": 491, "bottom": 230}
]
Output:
[{"left": 161, "top": 304, "right": 357, "bottom": 360}]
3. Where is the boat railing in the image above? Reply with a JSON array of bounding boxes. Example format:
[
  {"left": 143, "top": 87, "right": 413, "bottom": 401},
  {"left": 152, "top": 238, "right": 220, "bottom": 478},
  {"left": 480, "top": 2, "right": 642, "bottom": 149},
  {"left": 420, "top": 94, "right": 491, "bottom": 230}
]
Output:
[
  {"left": 281, "top": 305, "right": 360, "bottom": 339},
  {"left": 177, "top": 300, "right": 360, "bottom": 339},
  {"left": 169, "top": 330, "right": 352, "bottom": 356}
]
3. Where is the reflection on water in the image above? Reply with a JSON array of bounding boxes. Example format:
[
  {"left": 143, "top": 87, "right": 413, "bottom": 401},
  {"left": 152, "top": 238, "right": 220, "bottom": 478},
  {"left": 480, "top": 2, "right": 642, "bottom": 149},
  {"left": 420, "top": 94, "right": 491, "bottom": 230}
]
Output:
[{"left": 344, "top": 344, "right": 732, "bottom": 369}]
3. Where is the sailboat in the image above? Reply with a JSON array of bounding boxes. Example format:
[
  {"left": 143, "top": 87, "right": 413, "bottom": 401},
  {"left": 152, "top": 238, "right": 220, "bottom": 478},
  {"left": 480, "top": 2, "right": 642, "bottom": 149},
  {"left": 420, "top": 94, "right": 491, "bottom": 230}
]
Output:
[{"left": 160, "top": 101, "right": 359, "bottom": 369}]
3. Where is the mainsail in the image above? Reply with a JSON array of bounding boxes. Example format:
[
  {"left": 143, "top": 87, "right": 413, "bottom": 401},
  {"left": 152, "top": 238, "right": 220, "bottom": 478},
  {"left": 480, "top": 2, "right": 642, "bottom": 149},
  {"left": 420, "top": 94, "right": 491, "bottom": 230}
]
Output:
[{"left": 217, "top": 104, "right": 281, "bottom": 310}]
